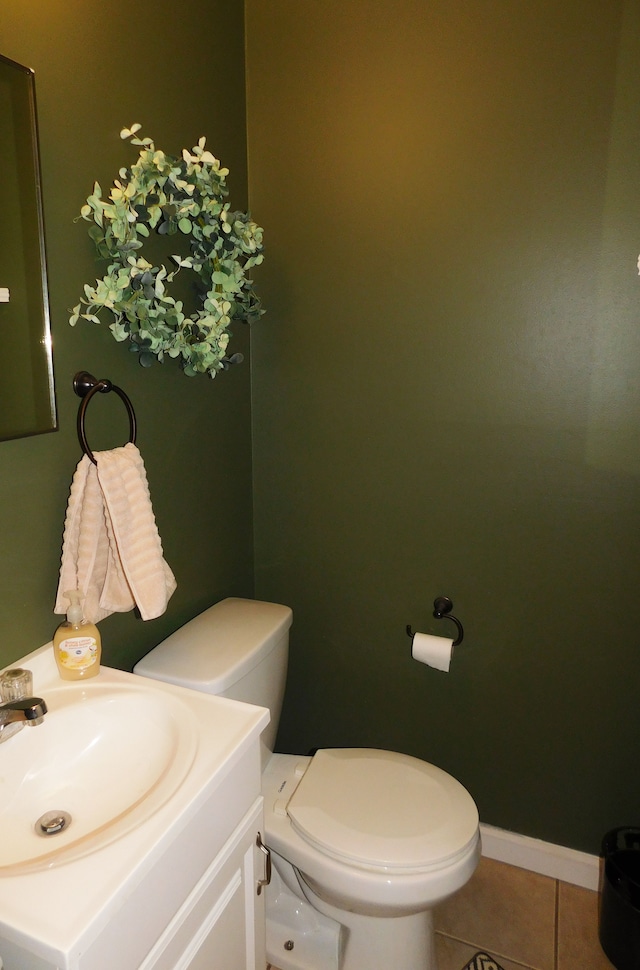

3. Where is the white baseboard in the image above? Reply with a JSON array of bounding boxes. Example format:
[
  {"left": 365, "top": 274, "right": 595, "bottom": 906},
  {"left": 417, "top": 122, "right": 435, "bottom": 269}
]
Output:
[{"left": 480, "top": 823, "right": 601, "bottom": 891}]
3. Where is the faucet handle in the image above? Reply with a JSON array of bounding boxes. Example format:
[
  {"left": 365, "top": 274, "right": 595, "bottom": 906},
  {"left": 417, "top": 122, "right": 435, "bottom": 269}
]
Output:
[{"left": 0, "top": 668, "right": 33, "bottom": 702}]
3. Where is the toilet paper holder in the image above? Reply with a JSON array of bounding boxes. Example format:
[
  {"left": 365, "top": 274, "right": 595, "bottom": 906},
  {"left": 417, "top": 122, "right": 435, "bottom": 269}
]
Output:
[{"left": 406, "top": 596, "right": 464, "bottom": 646}]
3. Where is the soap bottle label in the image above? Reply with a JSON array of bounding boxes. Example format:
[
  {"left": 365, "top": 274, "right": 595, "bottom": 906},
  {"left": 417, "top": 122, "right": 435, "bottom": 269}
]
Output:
[{"left": 57, "top": 636, "right": 99, "bottom": 672}]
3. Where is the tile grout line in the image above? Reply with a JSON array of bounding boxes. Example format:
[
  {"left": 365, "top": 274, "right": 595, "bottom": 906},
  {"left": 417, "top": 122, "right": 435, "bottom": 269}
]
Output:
[{"left": 554, "top": 877, "right": 560, "bottom": 970}]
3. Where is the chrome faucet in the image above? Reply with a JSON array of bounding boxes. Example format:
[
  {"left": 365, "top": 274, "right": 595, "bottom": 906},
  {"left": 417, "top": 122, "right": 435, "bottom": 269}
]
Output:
[{"left": 0, "top": 697, "right": 47, "bottom": 742}]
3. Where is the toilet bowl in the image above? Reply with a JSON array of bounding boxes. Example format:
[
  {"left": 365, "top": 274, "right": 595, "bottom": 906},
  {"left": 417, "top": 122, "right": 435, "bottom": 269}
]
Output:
[
  {"left": 134, "top": 597, "right": 480, "bottom": 970},
  {"left": 262, "top": 750, "right": 479, "bottom": 970}
]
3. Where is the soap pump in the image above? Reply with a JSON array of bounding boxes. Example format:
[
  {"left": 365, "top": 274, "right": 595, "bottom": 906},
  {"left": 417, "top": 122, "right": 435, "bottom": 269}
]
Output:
[{"left": 53, "top": 590, "right": 102, "bottom": 680}]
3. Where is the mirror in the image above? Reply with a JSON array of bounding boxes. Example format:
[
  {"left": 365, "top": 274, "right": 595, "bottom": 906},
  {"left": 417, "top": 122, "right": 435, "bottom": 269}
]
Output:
[{"left": 0, "top": 53, "right": 56, "bottom": 441}]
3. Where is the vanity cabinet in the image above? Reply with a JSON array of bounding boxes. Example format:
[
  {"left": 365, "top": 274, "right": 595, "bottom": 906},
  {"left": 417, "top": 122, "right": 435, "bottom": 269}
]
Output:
[
  {"left": 1, "top": 784, "right": 266, "bottom": 970},
  {"left": 138, "top": 799, "right": 266, "bottom": 970},
  {"left": 1, "top": 765, "right": 266, "bottom": 970},
  {"left": 78, "top": 750, "right": 267, "bottom": 970},
  {"left": 0, "top": 652, "right": 270, "bottom": 970}
]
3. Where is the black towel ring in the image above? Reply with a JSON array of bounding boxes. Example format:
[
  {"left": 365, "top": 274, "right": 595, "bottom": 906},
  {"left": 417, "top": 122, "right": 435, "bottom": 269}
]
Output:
[{"left": 73, "top": 371, "right": 137, "bottom": 465}]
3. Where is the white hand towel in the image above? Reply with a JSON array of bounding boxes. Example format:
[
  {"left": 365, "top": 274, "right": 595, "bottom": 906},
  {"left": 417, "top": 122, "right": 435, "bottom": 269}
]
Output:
[{"left": 55, "top": 443, "right": 176, "bottom": 623}]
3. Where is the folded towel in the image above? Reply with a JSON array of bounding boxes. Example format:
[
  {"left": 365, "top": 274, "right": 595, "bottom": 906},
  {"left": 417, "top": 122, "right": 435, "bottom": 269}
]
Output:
[{"left": 55, "top": 443, "right": 176, "bottom": 623}]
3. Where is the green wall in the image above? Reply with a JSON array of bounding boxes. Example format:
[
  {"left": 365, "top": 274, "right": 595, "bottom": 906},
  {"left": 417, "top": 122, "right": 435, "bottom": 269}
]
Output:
[
  {"left": 246, "top": 0, "right": 640, "bottom": 853},
  {"left": 2, "top": 0, "right": 639, "bottom": 859},
  {"left": 0, "top": 0, "right": 254, "bottom": 671}
]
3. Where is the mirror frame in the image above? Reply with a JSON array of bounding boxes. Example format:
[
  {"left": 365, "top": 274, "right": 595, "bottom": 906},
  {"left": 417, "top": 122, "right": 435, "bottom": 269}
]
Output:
[{"left": 0, "top": 53, "right": 56, "bottom": 441}]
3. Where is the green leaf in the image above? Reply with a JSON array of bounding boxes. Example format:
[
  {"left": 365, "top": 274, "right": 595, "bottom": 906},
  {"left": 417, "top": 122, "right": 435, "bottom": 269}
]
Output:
[{"left": 120, "top": 123, "right": 142, "bottom": 139}]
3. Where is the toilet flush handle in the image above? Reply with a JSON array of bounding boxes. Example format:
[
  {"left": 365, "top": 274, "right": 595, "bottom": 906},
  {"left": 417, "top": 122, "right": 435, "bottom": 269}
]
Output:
[{"left": 256, "top": 832, "right": 272, "bottom": 895}]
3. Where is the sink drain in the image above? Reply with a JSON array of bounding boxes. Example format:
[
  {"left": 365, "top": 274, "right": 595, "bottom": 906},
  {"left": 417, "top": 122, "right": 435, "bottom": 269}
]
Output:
[{"left": 36, "top": 810, "right": 72, "bottom": 837}]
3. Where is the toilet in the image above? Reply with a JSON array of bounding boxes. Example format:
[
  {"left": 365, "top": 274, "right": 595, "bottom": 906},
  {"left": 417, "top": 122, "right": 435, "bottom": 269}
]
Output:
[{"left": 134, "top": 597, "right": 480, "bottom": 970}]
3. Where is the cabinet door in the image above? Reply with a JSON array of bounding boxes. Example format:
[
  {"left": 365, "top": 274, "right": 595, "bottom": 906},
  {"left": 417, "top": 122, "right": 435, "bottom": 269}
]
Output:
[{"left": 141, "top": 798, "right": 266, "bottom": 970}]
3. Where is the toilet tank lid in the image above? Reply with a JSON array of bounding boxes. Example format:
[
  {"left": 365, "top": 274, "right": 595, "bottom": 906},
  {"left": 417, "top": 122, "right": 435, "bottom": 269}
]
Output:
[{"left": 134, "top": 597, "right": 292, "bottom": 693}]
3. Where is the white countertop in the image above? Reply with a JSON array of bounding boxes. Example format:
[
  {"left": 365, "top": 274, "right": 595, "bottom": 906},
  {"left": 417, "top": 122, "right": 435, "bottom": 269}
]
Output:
[{"left": 0, "top": 644, "right": 269, "bottom": 965}]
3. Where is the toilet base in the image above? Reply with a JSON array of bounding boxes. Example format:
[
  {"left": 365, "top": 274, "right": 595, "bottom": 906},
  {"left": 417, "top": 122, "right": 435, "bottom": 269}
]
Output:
[
  {"left": 266, "top": 862, "right": 342, "bottom": 970},
  {"left": 301, "top": 874, "right": 436, "bottom": 970},
  {"left": 266, "top": 852, "right": 437, "bottom": 970}
]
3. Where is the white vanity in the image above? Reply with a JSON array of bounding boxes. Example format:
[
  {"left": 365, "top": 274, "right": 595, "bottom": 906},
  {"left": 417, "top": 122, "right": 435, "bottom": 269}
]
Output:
[{"left": 0, "top": 645, "right": 270, "bottom": 969}]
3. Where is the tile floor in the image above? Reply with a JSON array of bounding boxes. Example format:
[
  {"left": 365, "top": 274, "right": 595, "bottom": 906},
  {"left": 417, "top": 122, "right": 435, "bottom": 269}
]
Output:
[
  {"left": 434, "top": 857, "right": 613, "bottom": 970},
  {"left": 268, "top": 856, "right": 615, "bottom": 970}
]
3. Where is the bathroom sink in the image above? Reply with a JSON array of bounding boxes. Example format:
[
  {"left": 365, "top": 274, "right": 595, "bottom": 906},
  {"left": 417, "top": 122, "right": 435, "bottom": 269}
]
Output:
[
  {"left": 0, "top": 681, "right": 197, "bottom": 872},
  {"left": 0, "top": 642, "right": 269, "bottom": 968}
]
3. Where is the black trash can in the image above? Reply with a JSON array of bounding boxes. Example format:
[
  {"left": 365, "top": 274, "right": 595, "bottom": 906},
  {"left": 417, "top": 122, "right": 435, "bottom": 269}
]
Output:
[{"left": 600, "top": 828, "right": 640, "bottom": 970}]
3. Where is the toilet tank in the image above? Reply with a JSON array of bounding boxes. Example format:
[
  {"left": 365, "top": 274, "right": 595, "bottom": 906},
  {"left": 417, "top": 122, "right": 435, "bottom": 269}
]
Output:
[{"left": 134, "top": 597, "right": 292, "bottom": 755}]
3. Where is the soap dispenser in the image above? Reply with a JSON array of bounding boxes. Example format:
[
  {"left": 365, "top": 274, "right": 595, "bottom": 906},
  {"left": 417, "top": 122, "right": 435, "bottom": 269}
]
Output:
[{"left": 53, "top": 590, "right": 102, "bottom": 680}]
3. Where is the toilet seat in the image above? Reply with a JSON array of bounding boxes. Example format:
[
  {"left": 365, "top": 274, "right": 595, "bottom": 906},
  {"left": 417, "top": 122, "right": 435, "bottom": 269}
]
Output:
[{"left": 286, "top": 748, "right": 478, "bottom": 873}]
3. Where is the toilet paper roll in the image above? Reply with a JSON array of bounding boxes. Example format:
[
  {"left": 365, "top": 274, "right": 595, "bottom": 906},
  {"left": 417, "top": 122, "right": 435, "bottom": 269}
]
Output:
[{"left": 411, "top": 632, "right": 454, "bottom": 672}]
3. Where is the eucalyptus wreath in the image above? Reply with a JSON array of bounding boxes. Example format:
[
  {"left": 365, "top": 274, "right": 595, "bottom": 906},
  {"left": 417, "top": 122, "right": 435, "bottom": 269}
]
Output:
[{"left": 70, "top": 124, "right": 264, "bottom": 377}]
